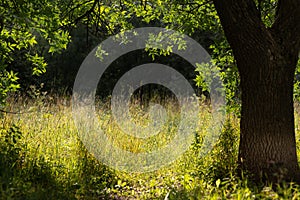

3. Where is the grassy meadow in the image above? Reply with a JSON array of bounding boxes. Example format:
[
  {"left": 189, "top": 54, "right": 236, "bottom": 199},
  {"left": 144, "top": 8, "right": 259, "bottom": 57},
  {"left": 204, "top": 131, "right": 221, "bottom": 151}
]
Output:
[{"left": 1, "top": 92, "right": 300, "bottom": 199}]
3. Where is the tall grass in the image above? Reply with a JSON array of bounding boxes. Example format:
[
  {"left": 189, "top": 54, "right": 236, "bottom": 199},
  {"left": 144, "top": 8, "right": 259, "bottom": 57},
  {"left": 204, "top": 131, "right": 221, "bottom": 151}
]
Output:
[{"left": 0, "top": 93, "right": 300, "bottom": 199}]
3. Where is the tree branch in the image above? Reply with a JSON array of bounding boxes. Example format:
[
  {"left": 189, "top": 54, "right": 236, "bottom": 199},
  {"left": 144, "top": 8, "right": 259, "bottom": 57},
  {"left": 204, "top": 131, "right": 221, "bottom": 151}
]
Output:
[
  {"left": 0, "top": 16, "right": 3, "bottom": 33},
  {"left": 271, "top": 0, "right": 300, "bottom": 51},
  {"left": 212, "top": 0, "right": 266, "bottom": 49},
  {"left": 73, "top": 0, "right": 98, "bottom": 24}
]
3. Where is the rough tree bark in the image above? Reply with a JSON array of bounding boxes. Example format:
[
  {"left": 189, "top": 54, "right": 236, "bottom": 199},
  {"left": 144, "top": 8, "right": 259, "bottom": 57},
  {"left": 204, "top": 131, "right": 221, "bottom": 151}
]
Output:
[{"left": 212, "top": 0, "right": 300, "bottom": 182}]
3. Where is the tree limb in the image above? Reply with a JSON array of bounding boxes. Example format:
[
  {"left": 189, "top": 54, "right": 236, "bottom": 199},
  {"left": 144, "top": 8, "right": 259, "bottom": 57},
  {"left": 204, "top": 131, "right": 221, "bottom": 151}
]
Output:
[
  {"left": 271, "top": 0, "right": 300, "bottom": 51},
  {"left": 0, "top": 16, "right": 3, "bottom": 33},
  {"left": 212, "top": 0, "right": 267, "bottom": 50},
  {"left": 73, "top": 0, "right": 98, "bottom": 24}
]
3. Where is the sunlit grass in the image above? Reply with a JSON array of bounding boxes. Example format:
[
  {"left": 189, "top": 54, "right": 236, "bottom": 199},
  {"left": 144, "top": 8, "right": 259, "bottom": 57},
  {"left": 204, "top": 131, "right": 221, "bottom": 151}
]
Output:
[{"left": 1, "top": 94, "right": 300, "bottom": 199}]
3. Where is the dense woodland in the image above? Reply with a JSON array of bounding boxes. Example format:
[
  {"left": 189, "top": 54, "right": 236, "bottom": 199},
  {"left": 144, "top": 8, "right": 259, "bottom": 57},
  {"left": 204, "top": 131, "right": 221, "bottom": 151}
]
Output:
[{"left": 0, "top": 0, "right": 300, "bottom": 199}]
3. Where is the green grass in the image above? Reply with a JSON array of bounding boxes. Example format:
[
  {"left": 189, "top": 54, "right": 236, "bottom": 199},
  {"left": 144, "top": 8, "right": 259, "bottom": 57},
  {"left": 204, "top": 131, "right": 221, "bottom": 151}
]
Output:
[{"left": 1, "top": 94, "right": 300, "bottom": 199}]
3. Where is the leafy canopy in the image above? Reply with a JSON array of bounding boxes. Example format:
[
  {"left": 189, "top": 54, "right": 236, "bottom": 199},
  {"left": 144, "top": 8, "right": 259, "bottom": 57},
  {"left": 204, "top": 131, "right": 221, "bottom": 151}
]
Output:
[
  {"left": 1, "top": 0, "right": 299, "bottom": 108},
  {"left": 0, "top": 0, "right": 70, "bottom": 105}
]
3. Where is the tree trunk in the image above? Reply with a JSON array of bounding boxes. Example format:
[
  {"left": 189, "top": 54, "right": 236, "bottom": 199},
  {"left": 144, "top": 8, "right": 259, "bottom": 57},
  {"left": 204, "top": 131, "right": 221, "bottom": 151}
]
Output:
[
  {"left": 212, "top": 0, "right": 300, "bottom": 182},
  {"left": 239, "top": 48, "right": 299, "bottom": 182}
]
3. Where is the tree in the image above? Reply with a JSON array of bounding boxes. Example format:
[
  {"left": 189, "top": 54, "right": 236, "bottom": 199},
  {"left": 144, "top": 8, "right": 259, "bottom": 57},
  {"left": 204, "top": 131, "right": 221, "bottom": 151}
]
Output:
[
  {"left": 212, "top": 0, "right": 300, "bottom": 182},
  {"left": 0, "top": 0, "right": 130, "bottom": 103},
  {"left": 0, "top": 0, "right": 72, "bottom": 105}
]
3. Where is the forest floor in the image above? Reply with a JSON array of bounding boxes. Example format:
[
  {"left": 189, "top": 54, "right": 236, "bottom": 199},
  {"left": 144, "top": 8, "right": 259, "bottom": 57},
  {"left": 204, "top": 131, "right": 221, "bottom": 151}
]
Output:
[{"left": 1, "top": 94, "right": 300, "bottom": 199}]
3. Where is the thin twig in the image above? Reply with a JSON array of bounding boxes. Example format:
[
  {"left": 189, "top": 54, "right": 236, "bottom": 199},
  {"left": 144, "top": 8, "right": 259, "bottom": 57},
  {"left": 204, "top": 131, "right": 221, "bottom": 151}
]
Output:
[{"left": 0, "top": 109, "right": 36, "bottom": 114}]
